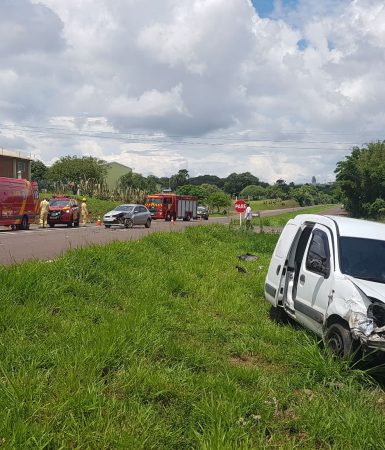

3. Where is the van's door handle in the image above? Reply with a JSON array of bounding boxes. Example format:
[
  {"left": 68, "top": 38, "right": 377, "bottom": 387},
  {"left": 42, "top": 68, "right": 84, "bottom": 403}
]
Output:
[
  {"left": 299, "top": 274, "right": 305, "bottom": 284},
  {"left": 276, "top": 265, "right": 281, "bottom": 275}
]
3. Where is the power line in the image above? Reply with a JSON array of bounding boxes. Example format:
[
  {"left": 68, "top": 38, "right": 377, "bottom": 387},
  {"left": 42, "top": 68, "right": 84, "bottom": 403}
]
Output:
[
  {"left": 2, "top": 119, "right": 381, "bottom": 137},
  {"left": 0, "top": 122, "right": 382, "bottom": 149}
]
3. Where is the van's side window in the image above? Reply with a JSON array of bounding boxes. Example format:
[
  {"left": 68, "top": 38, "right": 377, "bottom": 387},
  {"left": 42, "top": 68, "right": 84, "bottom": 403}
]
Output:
[{"left": 306, "top": 230, "right": 330, "bottom": 277}]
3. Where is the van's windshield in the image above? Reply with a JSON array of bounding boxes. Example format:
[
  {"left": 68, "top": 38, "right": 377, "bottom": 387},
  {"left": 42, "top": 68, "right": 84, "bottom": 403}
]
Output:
[{"left": 339, "top": 237, "right": 385, "bottom": 284}]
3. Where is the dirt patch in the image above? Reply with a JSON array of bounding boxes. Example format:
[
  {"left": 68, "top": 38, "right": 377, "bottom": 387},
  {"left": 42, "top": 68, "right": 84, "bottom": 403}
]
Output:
[{"left": 229, "top": 354, "right": 256, "bottom": 367}]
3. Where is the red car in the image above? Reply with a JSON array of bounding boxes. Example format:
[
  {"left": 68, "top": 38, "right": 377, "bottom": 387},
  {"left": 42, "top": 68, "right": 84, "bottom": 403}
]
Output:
[{"left": 48, "top": 196, "right": 80, "bottom": 227}]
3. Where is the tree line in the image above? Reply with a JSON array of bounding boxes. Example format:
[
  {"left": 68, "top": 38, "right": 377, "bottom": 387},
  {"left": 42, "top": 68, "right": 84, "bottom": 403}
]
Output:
[{"left": 32, "top": 154, "right": 340, "bottom": 212}]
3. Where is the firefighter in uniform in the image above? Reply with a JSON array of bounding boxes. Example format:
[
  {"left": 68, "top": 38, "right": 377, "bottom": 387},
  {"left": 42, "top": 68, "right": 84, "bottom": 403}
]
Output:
[
  {"left": 39, "top": 198, "right": 50, "bottom": 228},
  {"left": 80, "top": 198, "right": 89, "bottom": 225}
]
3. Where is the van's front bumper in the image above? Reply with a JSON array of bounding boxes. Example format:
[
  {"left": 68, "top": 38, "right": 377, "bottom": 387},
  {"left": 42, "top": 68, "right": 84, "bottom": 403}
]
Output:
[{"left": 350, "top": 314, "right": 385, "bottom": 350}]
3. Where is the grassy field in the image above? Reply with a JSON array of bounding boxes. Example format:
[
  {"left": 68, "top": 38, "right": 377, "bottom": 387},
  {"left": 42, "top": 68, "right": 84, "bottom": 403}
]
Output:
[
  {"left": 257, "top": 204, "right": 336, "bottom": 228},
  {"left": 249, "top": 199, "right": 299, "bottom": 211},
  {"left": 1, "top": 225, "right": 385, "bottom": 448},
  {"left": 232, "top": 205, "right": 336, "bottom": 230}
]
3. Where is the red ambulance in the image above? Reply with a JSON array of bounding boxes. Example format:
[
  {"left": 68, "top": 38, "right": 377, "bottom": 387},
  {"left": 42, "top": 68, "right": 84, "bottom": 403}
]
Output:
[{"left": 0, "top": 177, "right": 39, "bottom": 230}]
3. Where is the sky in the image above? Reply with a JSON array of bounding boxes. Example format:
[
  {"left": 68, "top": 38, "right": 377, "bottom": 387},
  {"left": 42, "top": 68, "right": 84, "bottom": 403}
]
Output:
[{"left": 1, "top": 0, "right": 385, "bottom": 184}]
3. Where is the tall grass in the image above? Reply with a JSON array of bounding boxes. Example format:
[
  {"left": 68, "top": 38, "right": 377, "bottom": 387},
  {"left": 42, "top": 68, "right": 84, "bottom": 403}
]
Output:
[
  {"left": 41, "top": 179, "right": 147, "bottom": 221},
  {"left": 0, "top": 225, "right": 384, "bottom": 448}
]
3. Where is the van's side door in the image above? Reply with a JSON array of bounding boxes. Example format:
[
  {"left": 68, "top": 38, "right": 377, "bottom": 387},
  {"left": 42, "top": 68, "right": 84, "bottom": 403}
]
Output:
[
  {"left": 293, "top": 224, "right": 334, "bottom": 334},
  {"left": 265, "top": 220, "right": 302, "bottom": 307}
]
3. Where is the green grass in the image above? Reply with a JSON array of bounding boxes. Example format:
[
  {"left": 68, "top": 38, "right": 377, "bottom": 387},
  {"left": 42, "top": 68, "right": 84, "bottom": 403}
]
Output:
[
  {"left": 82, "top": 197, "right": 121, "bottom": 221},
  {"left": 258, "top": 204, "right": 336, "bottom": 228},
  {"left": 0, "top": 225, "right": 384, "bottom": 448},
  {"left": 249, "top": 199, "right": 299, "bottom": 211}
]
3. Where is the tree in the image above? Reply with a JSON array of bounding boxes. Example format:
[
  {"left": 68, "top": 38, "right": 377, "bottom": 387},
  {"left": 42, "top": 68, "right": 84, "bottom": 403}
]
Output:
[
  {"left": 176, "top": 184, "right": 206, "bottom": 202},
  {"left": 265, "top": 184, "right": 288, "bottom": 200},
  {"left": 146, "top": 175, "right": 161, "bottom": 193},
  {"left": 158, "top": 177, "right": 171, "bottom": 190},
  {"left": 290, "top": 185, "right": 315, "bottom": 206},
  {"left": 207, "top": 191, "right": 232, "bottom": 213},
  {"left": 335, "top": 141, "right": 385, "bottom": 217},
  {"left": 47, "top": 156, "right": 107, "bottom": 184},
  {"left": 223, "top": 172, "right": 260, "bottom": 195},
  {"left": 189, "top": 174, "right": 224, "bottom": 188},
  {"left": 119, "top": 171, "right": 147, "bottom": 190},
  {"left": 176, "top": 183, "right": 222, "bottom": 204},
  {"left": 31, "top": 160, "right": 48, "bottom": 184},
  {"left": 201, "top": 183, "right": 223, "bottom": 199},
  {"left": 170, "top": 169, "right": 189, "bottom": 190},
  {"left": 362, "top": 198, "right": 385, "bottom": 219},
  {"left": 240, "top": 185, "right": 266, "bottom": 200}
]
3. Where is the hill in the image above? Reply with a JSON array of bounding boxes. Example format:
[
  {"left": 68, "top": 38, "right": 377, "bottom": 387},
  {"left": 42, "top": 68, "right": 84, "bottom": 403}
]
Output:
[{"left": 105, "top": 161, "right": 132, "bottom": 190}]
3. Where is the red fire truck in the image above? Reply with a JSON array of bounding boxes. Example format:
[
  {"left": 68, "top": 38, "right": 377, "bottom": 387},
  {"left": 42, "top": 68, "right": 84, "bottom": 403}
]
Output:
[
  {"left": 145, "top": 193, "right": 197, "bottom": 221},
  {"left": 0, "top": 177, "right": 39, "bottom": 230}
]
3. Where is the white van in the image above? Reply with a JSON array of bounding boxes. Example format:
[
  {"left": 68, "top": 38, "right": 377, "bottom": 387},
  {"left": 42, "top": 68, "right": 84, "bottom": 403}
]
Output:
[{"left": 265, "top": 214, "right": 385, "bottom": 357}]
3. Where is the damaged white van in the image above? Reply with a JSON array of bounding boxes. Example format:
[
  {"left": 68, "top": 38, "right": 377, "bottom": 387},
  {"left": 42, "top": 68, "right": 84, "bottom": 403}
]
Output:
[{"left": 265, "top": 214, "right": 385, "bottom": 357}]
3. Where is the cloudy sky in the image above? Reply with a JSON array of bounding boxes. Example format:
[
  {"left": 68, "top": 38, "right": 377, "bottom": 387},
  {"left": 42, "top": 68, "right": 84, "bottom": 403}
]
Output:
[{"left": 1, "top": 0, "right": 385, "bottom": 183}]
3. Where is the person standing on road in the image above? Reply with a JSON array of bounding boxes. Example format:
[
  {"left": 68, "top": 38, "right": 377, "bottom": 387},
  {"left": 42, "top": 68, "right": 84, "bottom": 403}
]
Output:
[
  {"left": 39, "top": 198, "right": 50, "bottom": 228},
  {"left": 245, "top": 203, "right": 252, "bottom": 230},
  {"left": 80, "top": 198, "right": 89, "bottom": 225}
]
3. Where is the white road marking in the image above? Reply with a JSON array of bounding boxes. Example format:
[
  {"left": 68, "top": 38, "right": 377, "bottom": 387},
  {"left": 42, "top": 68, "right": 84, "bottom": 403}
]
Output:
[{"left": 0, "top": 226, "right": 97, "bottom": 237}]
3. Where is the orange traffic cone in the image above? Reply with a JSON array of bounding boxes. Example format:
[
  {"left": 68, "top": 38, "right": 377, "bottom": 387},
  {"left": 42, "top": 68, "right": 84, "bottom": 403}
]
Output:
[
  {"left": 96, "top": 216, "right": 101, "bottom": 226},
  {"left": 170, "top": 216, "right": 175, "bottom": 225}
]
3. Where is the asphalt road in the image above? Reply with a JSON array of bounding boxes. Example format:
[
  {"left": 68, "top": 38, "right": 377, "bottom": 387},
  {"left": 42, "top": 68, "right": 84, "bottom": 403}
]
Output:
[
  {"left": 0, "top": 216, "right": 230, "bottom": 266},
  {"left": 0, "top": 206, "right": 344, "bottom": 266}
]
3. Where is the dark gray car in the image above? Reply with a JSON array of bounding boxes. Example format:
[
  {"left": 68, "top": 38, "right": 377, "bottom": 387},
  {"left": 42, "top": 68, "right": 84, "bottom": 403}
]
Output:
[
  {"left": 197, "top": 206, "right": 209, "bottom": 220},
  {"left": 103, "top": 204, "right": 151, "bottom": 228}
]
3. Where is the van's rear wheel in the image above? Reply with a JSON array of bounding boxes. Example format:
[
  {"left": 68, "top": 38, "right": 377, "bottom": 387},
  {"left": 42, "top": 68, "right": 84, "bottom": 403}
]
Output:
[{"left": 326, "top": 323, "right": 353, "bottom": 358}]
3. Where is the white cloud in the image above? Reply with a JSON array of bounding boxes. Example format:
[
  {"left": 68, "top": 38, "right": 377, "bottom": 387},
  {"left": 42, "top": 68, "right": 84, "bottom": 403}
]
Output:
[
  {"left": 109, "top": 84, "right": 189, "bottom": 118},
  {"left": 1, "top": 0, "right": 385, "bottom": 183}
]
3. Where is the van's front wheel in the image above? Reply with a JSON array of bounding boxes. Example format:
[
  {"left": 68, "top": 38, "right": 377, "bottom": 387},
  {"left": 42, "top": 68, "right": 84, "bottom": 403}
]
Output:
[
  {"left": 326, "top": 323, "right": 353, "bottom": 358},
  {"left": 269, "top": 305, "right": 288, "bottom": 324}
]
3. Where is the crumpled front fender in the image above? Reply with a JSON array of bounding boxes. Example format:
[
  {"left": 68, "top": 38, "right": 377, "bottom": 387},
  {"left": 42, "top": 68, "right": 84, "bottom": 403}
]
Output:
[{"left": 325, "top": 277, "right": 385, "bottom": 350}]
